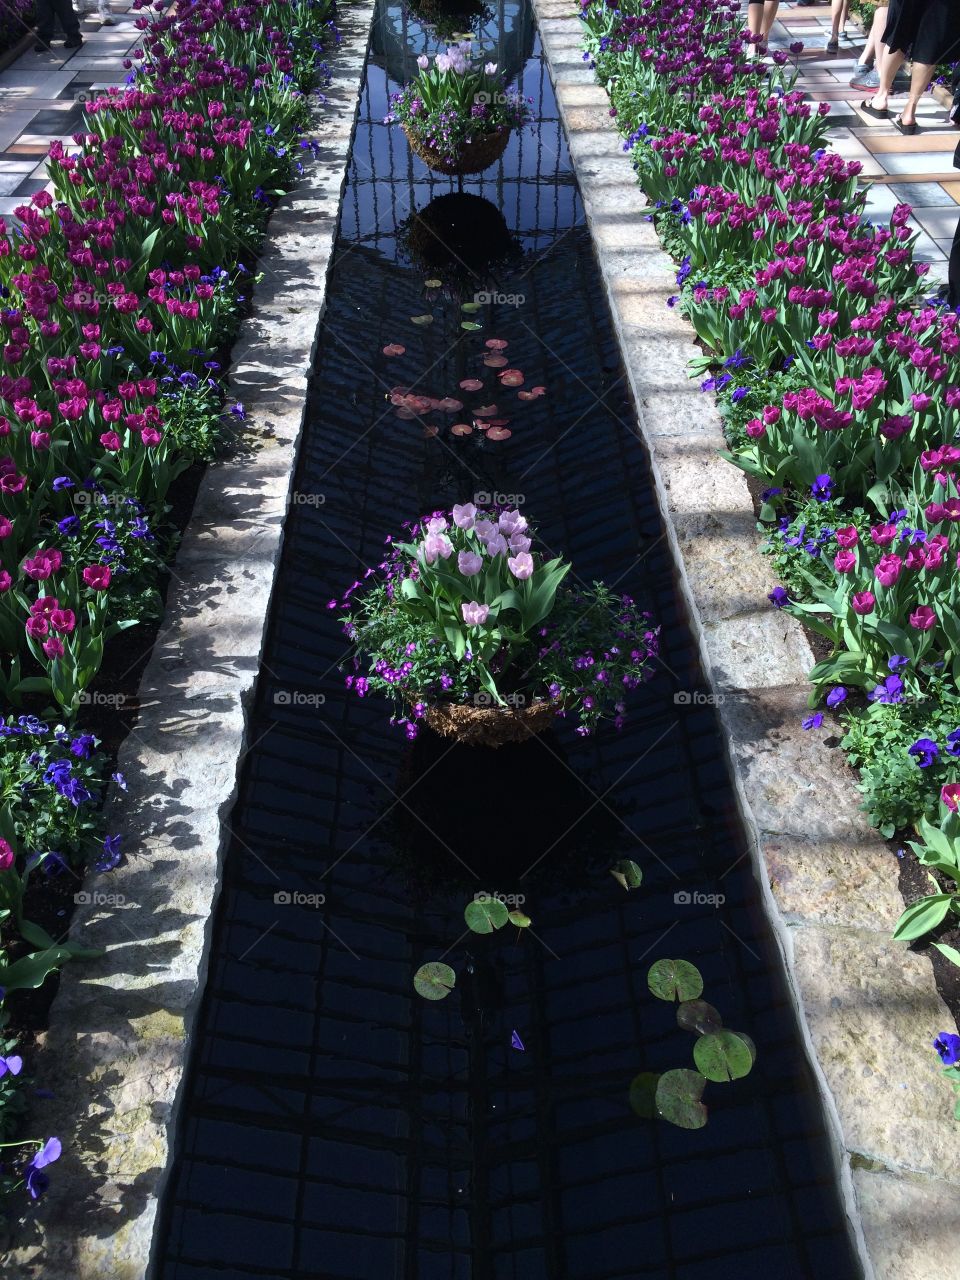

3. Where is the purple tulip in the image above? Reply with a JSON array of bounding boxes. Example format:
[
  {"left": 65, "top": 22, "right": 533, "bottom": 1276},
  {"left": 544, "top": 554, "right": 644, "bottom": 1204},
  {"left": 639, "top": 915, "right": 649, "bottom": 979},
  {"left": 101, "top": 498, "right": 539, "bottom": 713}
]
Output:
[
  {"left": 507, "top": 552, "right": 534, "bottom": 580},
  {"left": 462, "top": 601, "right": 489, "bottom": 626},
  {"left": 452, "top": 503, "right": 476, "bottom": 529},
  {"left": 458, "top": 551, "right": 482, "bottom": 576}
]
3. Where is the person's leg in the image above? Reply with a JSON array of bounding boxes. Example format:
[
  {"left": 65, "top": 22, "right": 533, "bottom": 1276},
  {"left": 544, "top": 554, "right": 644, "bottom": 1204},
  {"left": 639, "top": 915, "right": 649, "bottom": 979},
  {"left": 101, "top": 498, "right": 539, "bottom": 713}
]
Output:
[
  {"left": 826, "top": 0, "right": 848, "bottom": 49},
  {"left": 53, "top": 0, "right": 82, "bottom": 43},
  {"left": 747, "top": 0, "right": 765, "bottom": 39},
  {"left": 761, "top": 1, "right": 780, "bottom": 40},
  {"left": 863, "top": 4, "right": 889, "bottom": 64},
  {"left": 33, "top": 0, "right": 57, "bottom": 46},
  {"left": 898, "top": 59, "right": 934, "bottom": 126},
  {"left": 949, "top": 213, "right": 960, "bottom": 306},
  {"left": 869, "top": 42, "right": 906, "bottom": 112}
]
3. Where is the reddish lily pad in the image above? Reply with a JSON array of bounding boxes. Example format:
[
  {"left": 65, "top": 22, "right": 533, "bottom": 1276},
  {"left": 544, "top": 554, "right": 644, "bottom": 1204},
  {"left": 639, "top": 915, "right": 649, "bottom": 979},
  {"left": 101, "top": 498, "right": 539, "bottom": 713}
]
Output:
[
  {"left": 438, "top": 397, "right": 463, "bottom": 412},
  {"left": 389, "top": 385, "right": 410, "bottom": 397},
  {"left": 486, "top": 426, "right": 512, "bottom": 441},
  {"left": 395, "top": 408, "right": 416, "bottom": 420},
  {"left": 485, "top": 338, "right": 508, "bottom": 350},
  {"left": 484, "top": 355, "right": 508, "bottom": 368},
  {"left": 487, "top": 418, "right": 510, "bottom": 428},
  {"left": 473, "top": 419, "right": 490, "bottom": 431},
  {"left": 450, "top": 423, "right": 473, "bottom": 436},
  {"left": 499, "top": 370, "right": 524, "bottom": 387},
  {"left": 383, "top": 344, "right": 405, "bottom": 357},
  {"left": 473, "top": 404, "right": 498, "bottom": 417},
  {"left": 459, "top": 378, "right": 484, "bottom": 391}
]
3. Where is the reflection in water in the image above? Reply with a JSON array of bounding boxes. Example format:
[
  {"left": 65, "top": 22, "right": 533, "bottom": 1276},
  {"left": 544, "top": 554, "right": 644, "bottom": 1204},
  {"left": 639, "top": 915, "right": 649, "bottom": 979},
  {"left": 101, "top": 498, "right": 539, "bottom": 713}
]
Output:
[{"left": 397, "top": 192, "right": 523, "bottom": 287}]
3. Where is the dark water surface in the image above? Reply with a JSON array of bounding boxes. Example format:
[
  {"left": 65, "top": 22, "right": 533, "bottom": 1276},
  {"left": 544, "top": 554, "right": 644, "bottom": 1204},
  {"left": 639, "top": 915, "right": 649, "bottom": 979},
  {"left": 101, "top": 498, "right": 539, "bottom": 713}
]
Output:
[{"left": 155, "top": 4, "right": 863, "bottom": 1278}]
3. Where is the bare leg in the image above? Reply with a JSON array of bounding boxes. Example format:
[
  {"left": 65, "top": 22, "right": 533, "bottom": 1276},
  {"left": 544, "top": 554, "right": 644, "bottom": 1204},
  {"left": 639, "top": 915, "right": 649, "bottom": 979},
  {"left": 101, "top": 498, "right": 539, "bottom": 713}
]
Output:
[
  {"left": 861, "top": 5, "right": 889, "bottom": 66},
  {"left": 747, "top": 0, "right": 764, "bottom": 38},
  {"left": 898, "top": 60, "right": 933, "bottom": 126},
  {"left": 760, "top": 1, "right": 780, "bottom": 40},
  {"left": 870, "top": 44, "right": 906, "bottom": 112},
  {"left": 829, "top": 0, "right": 850, "bottom": 41}
]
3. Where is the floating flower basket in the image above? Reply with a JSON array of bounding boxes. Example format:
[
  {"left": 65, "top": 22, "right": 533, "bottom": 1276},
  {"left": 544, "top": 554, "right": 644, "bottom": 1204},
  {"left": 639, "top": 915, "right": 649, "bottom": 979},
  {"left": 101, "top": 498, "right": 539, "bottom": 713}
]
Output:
[
  {"left": 421, "top": 697, "right": 556, "bottom": 746},
  {"left": 403, "top": 122, "right": 510, "bottom": 175}
]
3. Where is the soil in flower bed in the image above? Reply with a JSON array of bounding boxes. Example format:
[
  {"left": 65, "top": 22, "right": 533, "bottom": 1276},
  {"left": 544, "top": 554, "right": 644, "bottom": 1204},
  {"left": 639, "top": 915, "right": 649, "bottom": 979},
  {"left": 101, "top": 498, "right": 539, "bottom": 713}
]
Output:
[{"left": 153, "top": 5, "right": 861, "bottom": 1277}]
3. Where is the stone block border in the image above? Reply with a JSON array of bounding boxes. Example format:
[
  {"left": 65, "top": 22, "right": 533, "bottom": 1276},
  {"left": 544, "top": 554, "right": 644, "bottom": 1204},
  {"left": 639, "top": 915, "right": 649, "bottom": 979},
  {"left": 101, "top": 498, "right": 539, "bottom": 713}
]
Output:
[
  {"left": 530, "top": 3, "right": 960, "bottom": 1279},
  {"left": 6, "top": 2, "right": 375, "bottom": 1276}
]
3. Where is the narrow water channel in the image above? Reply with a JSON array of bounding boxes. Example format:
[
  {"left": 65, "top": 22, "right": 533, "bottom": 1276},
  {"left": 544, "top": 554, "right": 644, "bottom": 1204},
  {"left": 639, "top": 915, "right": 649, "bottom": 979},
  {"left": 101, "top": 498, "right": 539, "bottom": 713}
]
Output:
[{"left": 155, "top": 4, "right": 863, "bottom": 1277}]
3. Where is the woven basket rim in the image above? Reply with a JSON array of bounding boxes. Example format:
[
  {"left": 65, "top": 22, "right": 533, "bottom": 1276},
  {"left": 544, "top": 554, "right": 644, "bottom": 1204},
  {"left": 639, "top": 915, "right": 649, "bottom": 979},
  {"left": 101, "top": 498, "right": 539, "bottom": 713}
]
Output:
[{"left": 402, "top": 121, "right": 511, "bottom": 175}]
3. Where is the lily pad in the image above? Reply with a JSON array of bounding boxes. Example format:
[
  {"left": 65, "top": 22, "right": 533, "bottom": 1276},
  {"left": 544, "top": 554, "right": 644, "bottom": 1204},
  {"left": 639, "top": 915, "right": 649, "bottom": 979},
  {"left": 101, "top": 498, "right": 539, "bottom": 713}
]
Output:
[
  {"left": 383, "top": 343, "right": 405, "bottom": 357},
  {"left": 450, "top": 423, "right": 473, "bottom": 437},
  {"left": 484, "top": 354, "right": 508, "bottom": 368},
  {"left": 629, "top": 1071, "right": 660, "bottom": 1119},
  {"left": 655, "top": 1069, "right": 707, "bottom": 1129},
  {"left": 461, "top": 302, "right": 482, "bottom": 313},
  {"left": 693, "top": 1030, "right": 754, "bottom": 1082},
  {"left": 411, "top": 314, "right": 434, "bottom": 326},
  {"left": 473, "top": 404, "right": 498, "bottom": 417},
  {"left": 461, "top": 321, "right": 482, "bottom": 331},
  {"left": 499, "top": 370, "right": 524, "bottom": 387},
  {"left": 610, "top": 858, "right": 643, "bottom": 891},
  {"left": 486, "top": 426, "right": 512, "bottom": 441},
  {"left": 647, "top": 958, "right": 704, "bottom": 1003},
  {"left": 485, "top": 338, "right": 508, "bottom": 350},
  {"left": 414, "top": 961, "right": 456, "bottom": 1000},
  {"left": 729, "top": 1030, "right": 757, "bottom": 1063},
  {"left": 424, "top": 278, "right": 443, "bottom": 288},
  {"left": 459, "top": 378, "right": 484, "bottom": 391},
  {"left": 508, "top": 910, "right": 531, "bottom": 928},
  {"left": 676, "top": 1000, "right": 723, "bottom": 1036},
  {"left": 437, "top": 397, "right": 463, "bottom": 412},
  {"left": 465, "top": 897, "right": 509, "bottom": 933},
  {"left": 395, "top": 408, "right": 416, "bottom": 420}
]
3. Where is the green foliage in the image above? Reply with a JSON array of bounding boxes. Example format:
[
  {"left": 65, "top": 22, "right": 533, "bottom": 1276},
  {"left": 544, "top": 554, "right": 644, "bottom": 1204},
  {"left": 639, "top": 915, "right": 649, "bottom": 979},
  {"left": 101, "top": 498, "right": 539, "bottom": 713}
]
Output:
[
  {"left": 413, "top": 962, "right": 457, "bottom": 1000},
  {"left": 647, "top": 958, "right": 704, "bottom": 1003}
]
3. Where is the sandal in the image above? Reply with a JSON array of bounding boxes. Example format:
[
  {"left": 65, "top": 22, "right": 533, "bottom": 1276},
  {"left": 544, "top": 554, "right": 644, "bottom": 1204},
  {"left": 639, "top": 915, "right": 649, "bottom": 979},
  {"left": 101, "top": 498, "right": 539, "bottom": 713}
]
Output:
[
  {"left": 859, "top": 100, "right": 889, "bottom": 119},
  {"left": 893, "top": 115, "right": 919, "bottom": 135}
]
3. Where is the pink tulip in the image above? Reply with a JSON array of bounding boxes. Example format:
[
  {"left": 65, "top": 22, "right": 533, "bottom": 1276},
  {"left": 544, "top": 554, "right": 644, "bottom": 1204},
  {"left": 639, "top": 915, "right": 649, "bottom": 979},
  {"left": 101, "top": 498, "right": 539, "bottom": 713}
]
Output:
[
  {"left": 507, "top": 552, "right": 534, "bottom": 580},
  {"left": 909, "top": 605, "right": 936, "bottom": 631},
  {"left": 83, "top": 564, "right": 112, "bottom": 590},
  {"left": 0, "top": 838, "right": 13, "bottom": 871},
  {"left": 462, "top": 601, "right": 489, "bottom": 626},
  {"left": 874, "top": 554, "right": 902, "bottom": 587},
  {"left": 851, "top": 592, "right": 875, "bottom": 615},
  {"left": 834, "top": 526, "right": 858, "bottom": 548},
  {"left": 452, "top": 503, "right": 476, "bottom": 530},
  {"left": 457, "top": 551, "right": 482, "bottom": 576},
  {"left": 833, "top": 550, "right": 855, "bottom": 574}
]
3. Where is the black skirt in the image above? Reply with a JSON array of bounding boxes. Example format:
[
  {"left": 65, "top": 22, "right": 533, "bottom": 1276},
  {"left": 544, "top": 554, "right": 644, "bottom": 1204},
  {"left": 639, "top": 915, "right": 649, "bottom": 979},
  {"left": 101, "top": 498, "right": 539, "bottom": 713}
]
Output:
[{"left": 882, "top": 0, "right": 960, "bottom": 64}]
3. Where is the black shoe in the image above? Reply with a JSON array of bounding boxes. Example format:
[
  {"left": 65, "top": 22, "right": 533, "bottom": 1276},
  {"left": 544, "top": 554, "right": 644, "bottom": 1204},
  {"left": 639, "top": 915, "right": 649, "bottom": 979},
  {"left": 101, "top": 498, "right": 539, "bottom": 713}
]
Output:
[{"left": 62, "top": 34, "right": 83, "bottom": 48}]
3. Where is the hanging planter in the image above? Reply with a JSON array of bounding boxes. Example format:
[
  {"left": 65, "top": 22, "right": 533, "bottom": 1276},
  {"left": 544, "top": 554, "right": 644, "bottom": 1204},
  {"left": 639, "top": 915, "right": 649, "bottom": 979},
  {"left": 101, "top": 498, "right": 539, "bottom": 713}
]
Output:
[
  {"left": 336, "top": 502, "right": 660, "bottom": 746},
  {"left": 387, "top": 40, "right": 531, "bottom": 177},
  {"left": 402, "top": 121, "right": 510, "bottom": 176}
]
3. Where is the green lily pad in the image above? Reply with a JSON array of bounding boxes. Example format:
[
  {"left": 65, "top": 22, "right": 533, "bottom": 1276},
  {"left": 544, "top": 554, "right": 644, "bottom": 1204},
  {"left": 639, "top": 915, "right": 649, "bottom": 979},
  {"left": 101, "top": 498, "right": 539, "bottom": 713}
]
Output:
[
  {"left": 508, "top": 910, "right": 532, "bottom": 928},
  {"left": 655, "top": 1068, "right": 707, "bottom": 1129},
  {"left": 676, "top": 999, "right": 723, "bottom": 1036},
  {"left": 461, "top": 321, "right": 482, "bottom": 331},
  {"left": 461, "top": 302, "right": 482, "bottom": 313},
  {"left": 693, "top": 1030, "right": 754, "bottom": 1082},
  {"left": 647, "top": 958, "right": 704, "bottom": 1003},
  {"left": 424, "top": 278, "right": 443, "bottom": 288},
  {"left": 628, "top": 1071, "right": 660, "bottom": 1119},
  {"left": 410, "top": 314, "right": 434, "bottom": 326},
  {"left": 414, "top": 961, "right": 456, "bottom": 1000},
  {"left": 464, "top": 897, "right": 509, "bottom": 933},
  {"left": 729, "top": 1030, "right": 756, "bottom": 1064},
  {"left": 610, "top": 858, "right": 643, "bottom": 891}
]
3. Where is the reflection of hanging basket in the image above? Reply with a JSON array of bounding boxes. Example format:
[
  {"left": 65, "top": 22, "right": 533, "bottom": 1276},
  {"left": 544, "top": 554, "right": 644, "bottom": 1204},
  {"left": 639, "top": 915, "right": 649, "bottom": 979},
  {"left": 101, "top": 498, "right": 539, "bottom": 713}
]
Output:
[
  {"left": 422, "top": 698, "right": 557, "bottom": 747},
  {"left": 398, "top": 192, "right": 521, "bottom": 283},
  {"left": 403, "top": 123, "right": 511, "bottom": 176},
  {"left": 404, "top": 0, "right": 491, "bottom": 38}
]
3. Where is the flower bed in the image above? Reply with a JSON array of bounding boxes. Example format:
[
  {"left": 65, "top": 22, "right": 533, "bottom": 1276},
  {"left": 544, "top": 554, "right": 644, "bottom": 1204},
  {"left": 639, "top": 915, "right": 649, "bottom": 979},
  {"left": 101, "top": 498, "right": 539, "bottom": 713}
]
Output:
[
  {"left": 0, "top": 0, "right": 340, "bottom": 1207},
  {"left": 0, "top": 1, "right": 33, "bottom": 60},
  {"left": 578, "top": 0, "right": 960, "bottom": 1104}
]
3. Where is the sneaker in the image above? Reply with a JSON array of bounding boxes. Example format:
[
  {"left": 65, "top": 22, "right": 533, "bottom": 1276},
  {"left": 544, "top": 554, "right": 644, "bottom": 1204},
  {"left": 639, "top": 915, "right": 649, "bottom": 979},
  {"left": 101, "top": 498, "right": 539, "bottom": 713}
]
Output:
[
  {"left": 850, "top": 66, "right": 879, "bottom": 89},
  {"left": 98, "top": 1, "right": 115, "bottom": 22},
  {"left": 825, "top": 36, "right": 839, "bottom": 53},
  {"left": 62, "top": 34, "right": 83, "bottom": 47}
]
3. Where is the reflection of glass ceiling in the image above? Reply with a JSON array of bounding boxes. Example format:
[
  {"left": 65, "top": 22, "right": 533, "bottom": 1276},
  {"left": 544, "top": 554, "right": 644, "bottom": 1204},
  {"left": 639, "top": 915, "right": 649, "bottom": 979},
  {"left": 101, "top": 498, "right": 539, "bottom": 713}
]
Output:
[{"left": 371, "top": 0, "right": 536, "bottom": 90}]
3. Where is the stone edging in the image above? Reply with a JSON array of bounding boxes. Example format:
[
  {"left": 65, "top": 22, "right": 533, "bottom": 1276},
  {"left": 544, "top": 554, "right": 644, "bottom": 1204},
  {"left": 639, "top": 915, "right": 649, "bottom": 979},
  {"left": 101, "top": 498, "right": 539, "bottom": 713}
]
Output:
[
  {"left": 5, "top": 2, "right": 375, "bottom": 1275},
  {"left": 530, "top": 5, "right": 960, "bottom": 1280}
]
